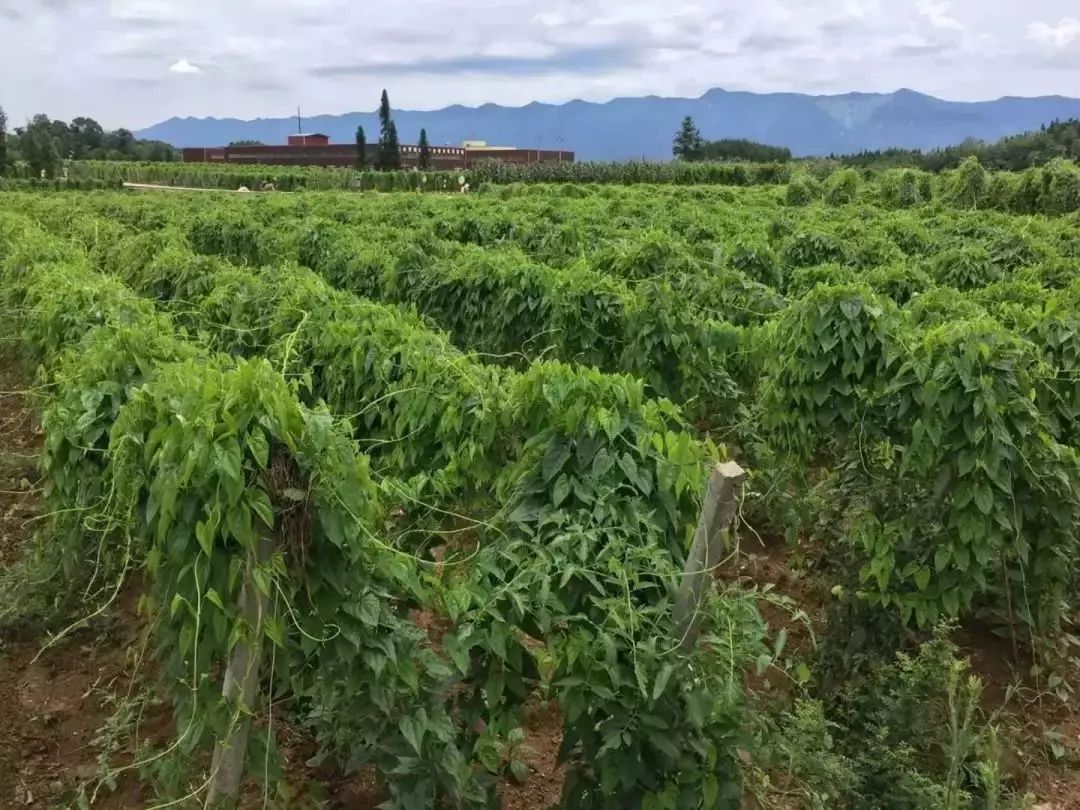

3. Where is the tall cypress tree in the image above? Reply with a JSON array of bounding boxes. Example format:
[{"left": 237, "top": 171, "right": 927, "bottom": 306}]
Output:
[
  {"left": 418, "top": 128, "right": 430, "bottom": 170},
  {"left": 378, "top": 89, "right": 401, "bottom": 170},
  {"left": 0, "top": 106, "right": 8, "bottom": 177},
  {"left": 355, "top": 124, "right": 366, "bottom": 170},
  {"left": 386, "top": 121, "right": 401, "bottom": 170}
]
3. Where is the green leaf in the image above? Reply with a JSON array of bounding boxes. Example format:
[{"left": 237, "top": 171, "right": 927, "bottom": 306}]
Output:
[
  {"left": 358, "top": 592, "right": 380, "bottom": 628},
  {"left": 265, "top": 615, "right": 285, "bottom": 648},
  {"left": 206, "top": 588, "right": 225, "bottom": 612},
  {"left": 195, "top": 519, "right": 214, "bottom": 557},
  {"left": 954, "top": 543, "right": 971, "bottom": 571},
  {"left": 913, "top": 567, "right": 931, "bottom": 591},
  {"left": 684, "top": 688, "right": 711, "bottom": 729},
  {"left": 225, "top": 503, "right": 253, "bottom": 547},
  {"left": 217, "top": 441, "right": 243, "bottom": 485},
  {"left": 399, "top": 712, "right": 426, "bottom": 756},
  {"left": 246, "top": 429, "right": 269, "bottom": 469},
  {"left": 251, "top": 564, "right": 272, "bottom": 598},
  {"left": 170, "top": 593, "right": 187, "bottom": 618},
  {"left": 542, "top": 438, "right": 572, "bottom": 483},
  {"left": 616, "top": 453, "right": 639, "bottom": 487},
  {"left": 552, "top": 474, "right": 571, "bottom": 508},
  {"left": 446, "top": 636, "right": 471, "bottom": 675},
  {"left": 703, "top": 774, "right": 719, "bottom": 807},
  {"left": 652, "top": 663, "right": 675, "bottom": 701},
  {"left": 486, "top": 667, "right": 505, "bottom": 709},
  {"left": 248, "top": 489, "right": 274, "bottom": 529},
  {"left": 942, "top": 588, "right": 960, "bottom": 616},
  {"left": 488, "top": 622, "right": 508, "bottom": 660},
  {"left": 774, "top": 627, "right": 788, "bottom": 658},
  {"left": 591, "top": 448, "right": 614, "bottom": 478}
]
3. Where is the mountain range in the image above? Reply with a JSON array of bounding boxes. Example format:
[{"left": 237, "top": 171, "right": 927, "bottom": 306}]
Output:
[{"left": 136, "top": 88, "right": 1080, "bottom": 161}]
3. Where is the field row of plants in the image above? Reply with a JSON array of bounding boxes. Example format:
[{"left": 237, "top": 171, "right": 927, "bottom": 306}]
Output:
[
  {"left": 0, "top": 175, "right": 121, "bottom": 191},
  {"left": 60, "top": 160, "right": 465, "bottom": 192}
]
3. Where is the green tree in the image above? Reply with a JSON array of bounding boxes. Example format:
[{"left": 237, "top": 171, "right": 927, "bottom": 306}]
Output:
[
  {"left": 0, "top": 106, "right": 8, "bottom": 176},
  {"left": 144, "top": 141, "right": 174, "bottom": 161},
  {"left": 48, "top": 118, "right": 73, "bottom": 159},
  {"left": 672, "top": 115, "right": 703, "bottom": 161},
  {"left": 418, "top": 127, "right": 430, "bottom": 170},
  {"left": 699, "top": 138, "right": 791, "bottom": 162},
  {"left": 386, "top": 121, "right": 401, "bottom": 169},
  {"left": 106, "top": 128, "right": 135, "bottom": 154},
  {"left": 378, "top": 89, "right": 401, "bottom": 170},
  {"left": 70, "top": 116, "right": 104, "bottom": 158},
  {"left": 18, "top": 114, "right": 60, "bottom": 177},
  {"left": 355, "top": 125, "right": 366, "bottom": 170}
]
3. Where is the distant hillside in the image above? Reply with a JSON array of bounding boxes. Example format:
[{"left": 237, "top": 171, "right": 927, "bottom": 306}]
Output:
[
  {"left": 136, "top": 88, "right": 1080, "bottom": 161},
  {"left": 835, "top": 118, "right": 1080, "bottom": 171}
]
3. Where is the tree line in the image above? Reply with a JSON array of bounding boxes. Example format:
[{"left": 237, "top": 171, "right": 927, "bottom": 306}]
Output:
[
  {"left": 0, "top": 108, "right": 176, "bottom": 177},
  {"left": 672, "top": 116, "right": 792, "bottom": 162},
  {"left": 354, "top": 90, "right": 432, "bottom": 171},
  {"left": 0, "top": 93, "right": 436, "bottom": 178},
  {"left": 829, "top": 119, "right": 1080, "bottom": 171},
  {"left": 672, "top": 114, "right": 1080, "bottom": 172}
]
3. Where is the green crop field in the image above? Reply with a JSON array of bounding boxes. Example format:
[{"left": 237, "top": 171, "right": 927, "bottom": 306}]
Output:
[{"left": 1, "top": 162, "right": 1080, "bottom": 808}]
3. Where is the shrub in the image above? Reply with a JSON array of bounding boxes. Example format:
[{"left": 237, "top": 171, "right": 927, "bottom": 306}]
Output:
[
  {"left": 785, "top": 173, "right": 822, "bottom": 207},
  {"left": 931, "top": 245, "right": 1000, "bottom": 290},
  {"left": 781, "top": 231, "right": 845, "bottom": 268},
  {"left": 824, "top": 168, "right": 860, "bottom": 205},
  {"left": 946, "top": 157, "right": 988, "bottom": 209}
]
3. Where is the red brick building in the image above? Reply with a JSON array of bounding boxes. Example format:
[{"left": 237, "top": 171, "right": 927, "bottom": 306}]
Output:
[
  {"left": 181, "top": 136, "right": 572, "bottom": 169},
  {"left": 287, "top": 133, "right": 329, "bottom": 146}
]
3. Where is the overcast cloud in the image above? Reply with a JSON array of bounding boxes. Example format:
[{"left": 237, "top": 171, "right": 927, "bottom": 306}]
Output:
[{"left": 0, "top": 0, "right": 1078, "bottom": 128}]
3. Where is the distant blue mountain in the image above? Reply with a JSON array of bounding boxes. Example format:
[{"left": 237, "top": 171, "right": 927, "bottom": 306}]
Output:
[{"left": 136, "top": 88, "right": 1080, "bottom": 161}]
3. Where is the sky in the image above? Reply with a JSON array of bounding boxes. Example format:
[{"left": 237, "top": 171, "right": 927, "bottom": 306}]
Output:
[{"left": 0, "top": 0, "right": 1078, "bottom": 129}]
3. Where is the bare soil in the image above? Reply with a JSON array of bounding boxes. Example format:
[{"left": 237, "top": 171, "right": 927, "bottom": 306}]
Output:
[
  {"left": 0, "top": 354, "right": 149, "bottom": 808},
  {"left": 739, "top": 526, "right": 1080, "bottom": 809},
  {"left": 500, "top": 700, "right": 566, "bottom": 810}
]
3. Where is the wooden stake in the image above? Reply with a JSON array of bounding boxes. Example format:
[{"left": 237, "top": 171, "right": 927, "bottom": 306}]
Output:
[
  {"left": 207, "top": 533, "right": 276, "bottom": 808},
  {"left": 673, "top": 461, "right": 747, "bottom": 653}
]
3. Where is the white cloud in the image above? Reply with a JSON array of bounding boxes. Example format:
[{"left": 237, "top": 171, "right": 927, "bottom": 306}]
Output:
[
  {"left": 168, "top": 58, "right": 200, "bottom": 74},
  {"left": 916, "top": 0, "right": 963, "bottom": 30},
  {"left": 1027, "top": 17, "right": 1080, "bottom": 49}
]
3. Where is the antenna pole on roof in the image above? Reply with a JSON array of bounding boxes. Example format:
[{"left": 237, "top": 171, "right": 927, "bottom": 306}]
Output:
[{"left": 297, "top": 106, "right": 301, "bottom": 134}]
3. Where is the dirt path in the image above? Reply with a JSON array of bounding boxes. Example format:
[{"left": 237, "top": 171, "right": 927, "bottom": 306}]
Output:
[{"left": 0, "top": 354, "right": 151, "bottom": 808}]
